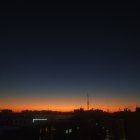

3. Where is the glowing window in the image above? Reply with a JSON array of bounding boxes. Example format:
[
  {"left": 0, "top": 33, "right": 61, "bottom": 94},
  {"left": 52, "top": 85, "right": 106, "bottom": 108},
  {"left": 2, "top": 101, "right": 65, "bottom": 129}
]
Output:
[
  {"left": 69, "top": 129, "right": 72, "bottom": 133},
  {"left": 66, "top": 130, "right": 68, "bottom": 134}
]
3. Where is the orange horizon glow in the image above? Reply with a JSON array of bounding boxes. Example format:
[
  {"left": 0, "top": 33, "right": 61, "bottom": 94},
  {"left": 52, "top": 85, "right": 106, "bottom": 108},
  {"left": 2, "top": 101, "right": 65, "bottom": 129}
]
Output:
[
  {"left": 0, "top": 101, "right": 137, "bottom": 113},
  {"left": 0, "top": 97, "right": 138, "bottom": 112},
  {"left": 0, "top": 89, "right": 139, "bottom": 113},
  {"left": 0, "top": 106, "right": 136, "bottom": 113}
]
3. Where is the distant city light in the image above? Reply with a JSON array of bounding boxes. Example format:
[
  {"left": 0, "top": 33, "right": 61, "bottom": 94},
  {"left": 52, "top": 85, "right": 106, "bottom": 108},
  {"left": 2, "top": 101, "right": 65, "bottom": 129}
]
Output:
[
  {"left": 45, "top": 127, "right": 48, "bottom": 132},
  {"left": 76, "top": 126, "right": 80, "bottom": 130},
  {"left": 96, "top": 123, "right": 98, "bottom": 126},
  {"left": 40, "top": 128, "right": 42, "bottom": 134}
]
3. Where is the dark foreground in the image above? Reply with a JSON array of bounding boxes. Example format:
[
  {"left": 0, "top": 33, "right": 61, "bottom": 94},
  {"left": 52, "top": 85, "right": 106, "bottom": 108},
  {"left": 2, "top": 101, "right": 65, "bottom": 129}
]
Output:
[{"left": 0, "top": 109, "right": 140, "bottom": 140}]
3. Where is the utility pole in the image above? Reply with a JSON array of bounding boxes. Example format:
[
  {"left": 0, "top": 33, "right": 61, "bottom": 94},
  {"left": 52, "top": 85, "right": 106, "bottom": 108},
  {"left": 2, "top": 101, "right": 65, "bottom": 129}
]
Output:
[{"left": 87, "top": 93, "right": 89, "bottom": 111}]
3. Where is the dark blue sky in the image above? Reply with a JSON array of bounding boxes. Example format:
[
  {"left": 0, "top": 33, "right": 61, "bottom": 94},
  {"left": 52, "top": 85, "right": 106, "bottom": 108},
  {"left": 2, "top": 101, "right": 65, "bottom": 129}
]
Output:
[{"left": 0, "top": 3, "right": 140, "bottom": 111}]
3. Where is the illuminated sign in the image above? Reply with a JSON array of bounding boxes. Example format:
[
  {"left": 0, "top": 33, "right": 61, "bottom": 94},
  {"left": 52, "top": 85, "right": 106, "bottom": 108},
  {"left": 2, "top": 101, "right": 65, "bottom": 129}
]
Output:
[{"left": 33, "top": 118, "right": 47, "bottom": 123}]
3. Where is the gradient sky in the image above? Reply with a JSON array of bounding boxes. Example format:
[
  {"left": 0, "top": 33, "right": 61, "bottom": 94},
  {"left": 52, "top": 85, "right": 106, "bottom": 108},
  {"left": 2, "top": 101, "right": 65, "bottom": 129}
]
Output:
[{"left": 0, "top": 3, "right": 140, "bottom": 112}]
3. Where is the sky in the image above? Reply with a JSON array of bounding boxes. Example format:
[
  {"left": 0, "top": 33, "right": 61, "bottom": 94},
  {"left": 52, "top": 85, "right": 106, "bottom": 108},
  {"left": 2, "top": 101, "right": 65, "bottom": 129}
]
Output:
[{"left": 0, "top": 2, "right": 140, "bottom": 112}]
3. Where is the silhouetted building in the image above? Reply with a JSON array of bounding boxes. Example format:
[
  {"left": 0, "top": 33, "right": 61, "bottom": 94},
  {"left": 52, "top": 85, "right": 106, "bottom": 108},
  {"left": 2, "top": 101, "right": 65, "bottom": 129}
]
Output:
[
  {"left": 74, "top": 108, "right": 84, "bottom": 113},
  {"left": 135, "top": 107, "right": 140, "bottom": 113},
  {"left": 1, "top": 109, "right": 13, "bottom": 114}
]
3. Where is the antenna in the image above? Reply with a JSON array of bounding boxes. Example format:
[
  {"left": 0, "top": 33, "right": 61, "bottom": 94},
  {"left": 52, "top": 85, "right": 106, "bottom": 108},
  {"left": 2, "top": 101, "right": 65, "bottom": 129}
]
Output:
[{"left": 87, "top": 93, "right": 89, "bottom": 110}]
